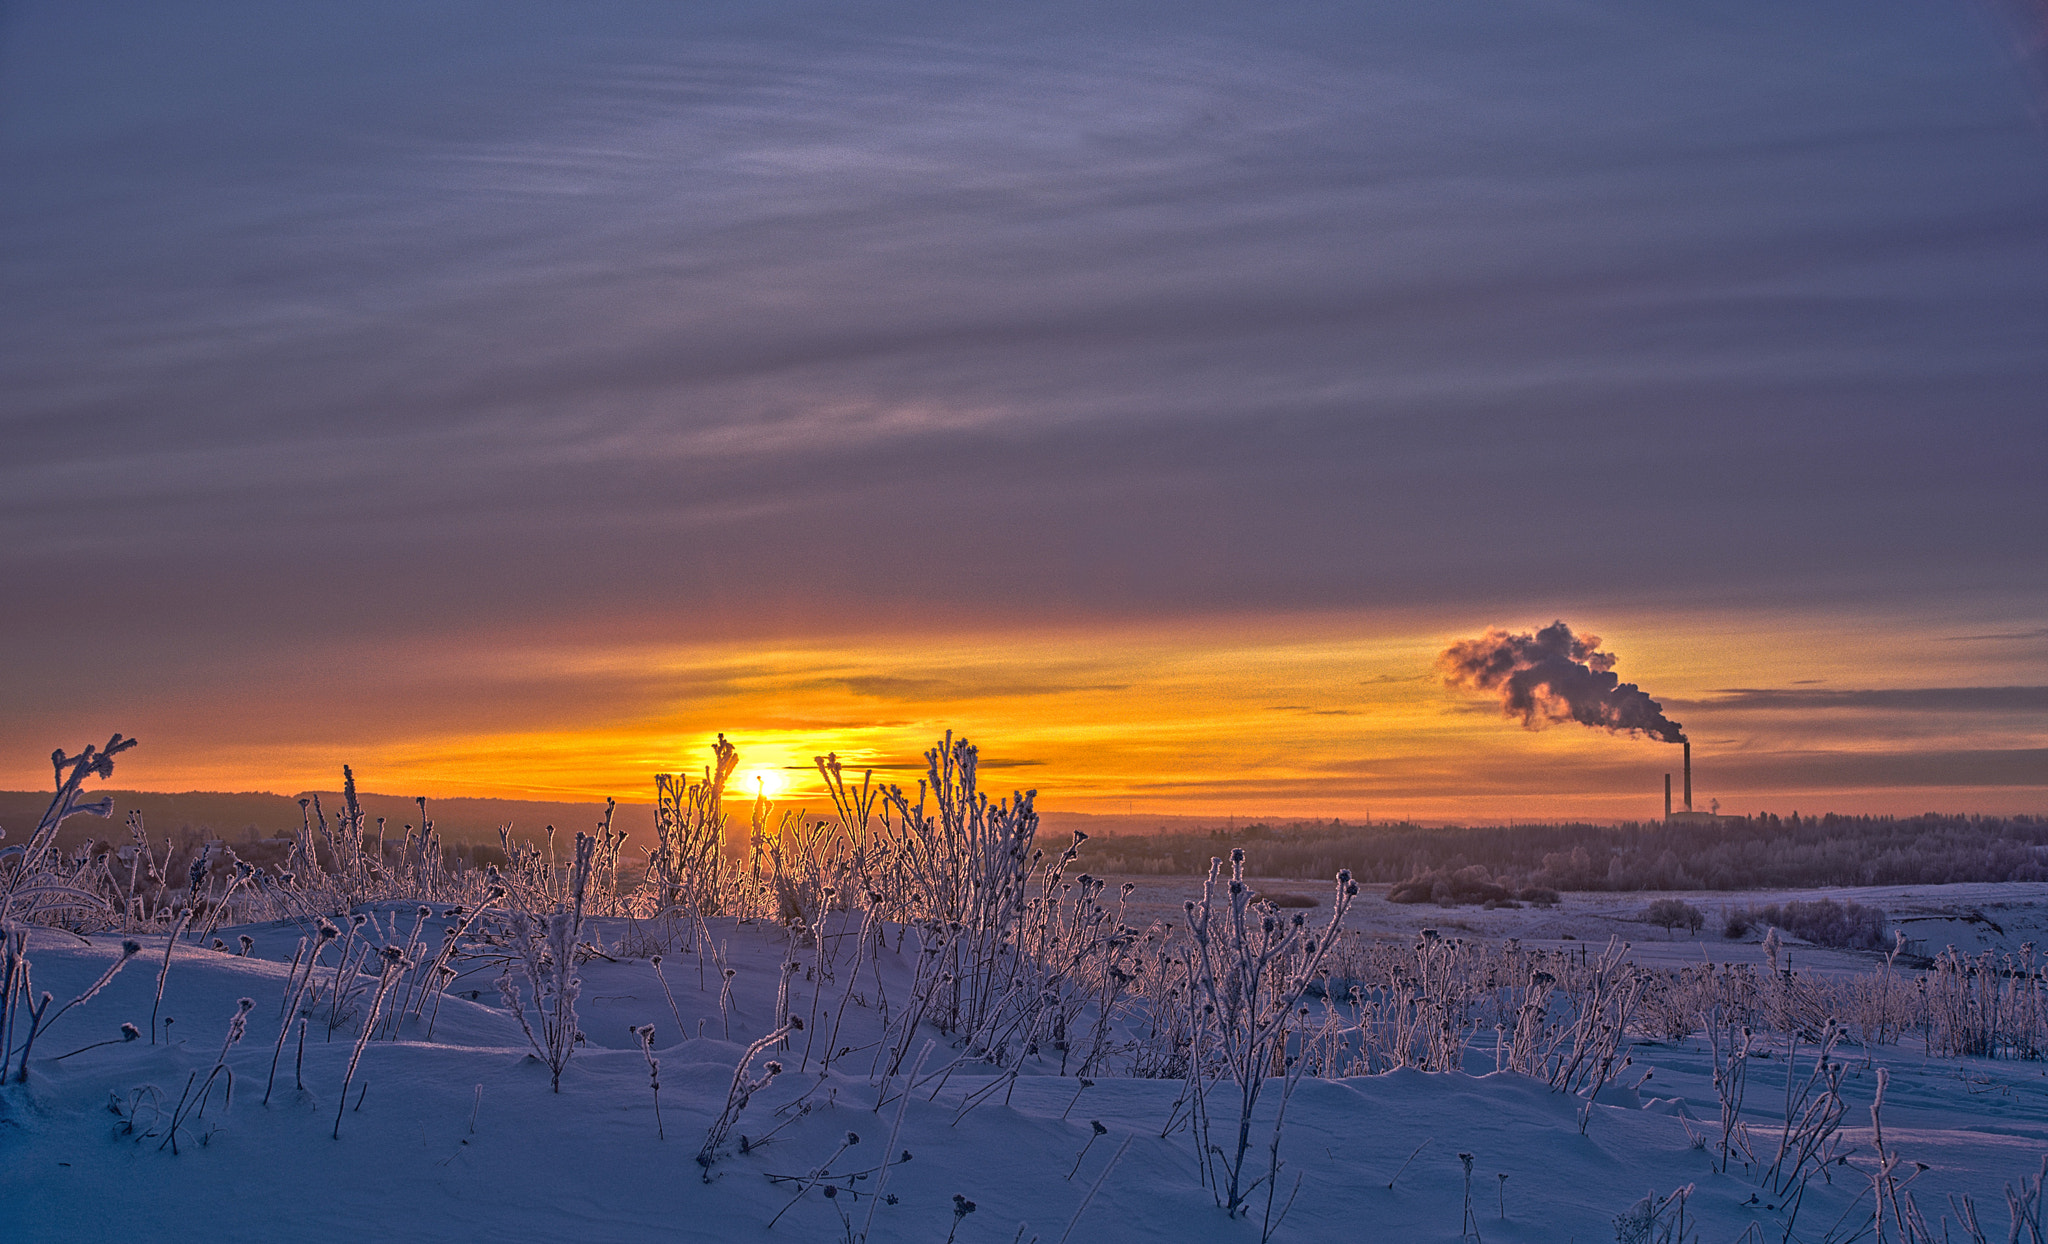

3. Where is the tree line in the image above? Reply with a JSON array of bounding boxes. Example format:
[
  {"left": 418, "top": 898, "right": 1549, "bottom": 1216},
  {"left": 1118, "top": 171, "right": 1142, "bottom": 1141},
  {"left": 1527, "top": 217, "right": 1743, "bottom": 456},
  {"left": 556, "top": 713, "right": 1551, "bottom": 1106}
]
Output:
[{"left": 1080, "top": 812, "right": 2048, "bottom": 892}]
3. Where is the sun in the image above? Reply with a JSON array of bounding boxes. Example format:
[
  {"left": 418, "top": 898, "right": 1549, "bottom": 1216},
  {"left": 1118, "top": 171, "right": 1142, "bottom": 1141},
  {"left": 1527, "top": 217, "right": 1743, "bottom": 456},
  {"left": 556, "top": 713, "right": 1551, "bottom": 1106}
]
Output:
[{"left": 740, "top": 768, "right": 783, "bottom": 801}]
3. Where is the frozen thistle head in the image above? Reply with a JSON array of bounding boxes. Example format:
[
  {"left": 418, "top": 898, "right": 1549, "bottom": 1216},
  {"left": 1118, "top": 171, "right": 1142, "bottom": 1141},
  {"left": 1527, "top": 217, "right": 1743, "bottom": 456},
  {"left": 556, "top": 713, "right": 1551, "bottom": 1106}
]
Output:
[
  {"left": 238, "top": 935, "right": 254, "bottom": 954},
  {"left": 764, "top": 1060, "right": 783, "bottom": 1076},
  {"left": 1090, "top": 1120, "right": 1107, "bottom": 1136},
  {"left": 119, "top": 1023, "right": 140, "bottom": 1041},
  {"left": 121, "top": 939, "right": 142, "bottom": 958}
]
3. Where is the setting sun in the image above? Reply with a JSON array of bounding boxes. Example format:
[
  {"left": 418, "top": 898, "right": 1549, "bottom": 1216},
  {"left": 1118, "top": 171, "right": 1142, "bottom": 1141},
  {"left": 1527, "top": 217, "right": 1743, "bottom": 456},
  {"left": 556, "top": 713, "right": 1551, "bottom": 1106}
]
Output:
[{"left": 738, "top": 768, "right": 783, "bottom": 803}]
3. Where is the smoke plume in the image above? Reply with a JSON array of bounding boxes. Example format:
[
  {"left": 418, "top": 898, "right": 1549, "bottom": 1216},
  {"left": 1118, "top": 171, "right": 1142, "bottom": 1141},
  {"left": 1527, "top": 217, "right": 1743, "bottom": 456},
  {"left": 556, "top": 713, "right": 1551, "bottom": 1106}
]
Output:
[{"left": 1439, "top": 620, "right": 1685, "bottom": 743}]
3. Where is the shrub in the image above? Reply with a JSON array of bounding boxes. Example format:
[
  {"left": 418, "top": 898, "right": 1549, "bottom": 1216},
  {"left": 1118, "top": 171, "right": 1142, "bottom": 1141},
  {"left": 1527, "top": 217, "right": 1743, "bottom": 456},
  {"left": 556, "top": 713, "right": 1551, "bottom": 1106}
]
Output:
[
  {"left": 1255, "top": 892, "right": 1319, "bottom": 908},
  {"left": 1387, "top": 865, "right": 1509, "bottom": 906},
  {"left": 1642, "top": 899, "right": 1704, "bottom": 938},
  {"left": 1726, "top": 898, "right": 1888, "bottom": 950}
]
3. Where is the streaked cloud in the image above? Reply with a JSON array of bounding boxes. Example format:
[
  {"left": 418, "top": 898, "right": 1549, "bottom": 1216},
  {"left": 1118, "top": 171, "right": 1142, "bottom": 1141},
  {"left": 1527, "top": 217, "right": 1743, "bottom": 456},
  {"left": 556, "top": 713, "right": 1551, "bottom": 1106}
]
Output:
[
  {"left": 1674, "top": 687, "right": 2048, "bottom": 713},
  {"left": 1, "top": 1, "right": 2042, "bottom": 814}
]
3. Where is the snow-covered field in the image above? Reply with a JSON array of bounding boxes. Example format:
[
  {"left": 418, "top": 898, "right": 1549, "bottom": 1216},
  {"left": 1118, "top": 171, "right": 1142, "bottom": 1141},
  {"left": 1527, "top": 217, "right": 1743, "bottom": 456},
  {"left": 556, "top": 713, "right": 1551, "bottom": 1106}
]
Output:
[
  {"left": 1123, "top": 878, "right": 2048, "bottom": 973},
  {"left": 5, "top": 881, "right": 2046, "bottom": 1244}
]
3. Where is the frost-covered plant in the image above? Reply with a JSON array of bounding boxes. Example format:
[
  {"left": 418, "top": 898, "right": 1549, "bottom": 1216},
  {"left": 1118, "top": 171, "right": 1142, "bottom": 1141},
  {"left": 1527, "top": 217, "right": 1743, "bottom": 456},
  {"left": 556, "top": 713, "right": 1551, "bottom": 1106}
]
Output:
[
  {"left": 1924, "top": 943, "right": 2048, "bottom": 1060},
  {"left": 698, "top": 1018, "right": 798, "bottom": 1174},
  {"left": 0, "top": 735, "right": 135, "bottom": 926},
  {"left": 1612, "top": 1183, "right": 1696, "bottom": 1244},
  {"left": 650, "top": 735, "right": 742, "bottom": 921},
  {"left": 326, "top": 913, "right": 372, "bottom": 1036},
  {"left": 1702, "top": 1007, "right": 1756, "bottom": 1174},
  {"left": 874, "top": 734, "right": 1040, "bottom": 1043},
  {"left": 150, "top": 907, "right": 194, "bottom": 1044},
  {"left": 497, "top": 833, "right": 596, "bottom": 1092},
  {"left": 54, "top": 1019, "right": 141, "bottom": 1062},
  {"left": 156, "top": 996, "right": 254, "bottom": 1154},
  {"left": 764, "top": 1128, "right": 866, "bottom": 1229},
  {"left": 0, "top": 737, "right": 136, "bottom": 1074},
  {"left": 1752, "top": 1021, "right": 1848, "bottom": 1237},
  {"left": 5, "top": 937, "right": 140, "bottom": 1082},
  {"left": 334, "top": 946, "right": 407, "bottom": 1138},
  {"left": 1183, "top": 849, "right": 1356, "bottom": 1215},
  {"left": 266, "top": 920, "right": 338, "bottom": 1105},
  {"left": 633, "top": 1023, "right": 664, "bottom": 1139}
]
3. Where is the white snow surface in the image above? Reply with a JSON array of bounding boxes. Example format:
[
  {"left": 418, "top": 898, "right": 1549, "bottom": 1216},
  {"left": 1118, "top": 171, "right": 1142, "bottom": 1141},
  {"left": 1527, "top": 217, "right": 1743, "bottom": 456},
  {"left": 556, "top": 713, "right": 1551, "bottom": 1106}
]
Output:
[{"left": 5, "top": 884, "right": 2047, "bottom": 1243}]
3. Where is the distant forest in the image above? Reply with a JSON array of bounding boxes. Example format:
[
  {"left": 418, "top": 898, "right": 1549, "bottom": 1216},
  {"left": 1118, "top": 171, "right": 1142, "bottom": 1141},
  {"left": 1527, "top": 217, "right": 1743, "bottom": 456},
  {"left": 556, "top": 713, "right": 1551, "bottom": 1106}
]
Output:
[
  {"left": 10, "top": 788, "right": 2044, "bottom": 895},
  {"left": 1080, "top": 813, "right": 2048, "bottom": 892}
]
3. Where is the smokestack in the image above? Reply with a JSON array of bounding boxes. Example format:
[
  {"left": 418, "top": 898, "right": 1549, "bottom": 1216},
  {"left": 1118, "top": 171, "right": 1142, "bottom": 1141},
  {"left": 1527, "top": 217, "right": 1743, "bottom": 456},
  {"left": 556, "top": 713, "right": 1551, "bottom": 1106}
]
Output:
[
  {"left": 1684, "top": 740, "right": 1692, "bottom": 812},
  {"left": 1664, "top": 773, "right": 1671, "bottom": 819}
]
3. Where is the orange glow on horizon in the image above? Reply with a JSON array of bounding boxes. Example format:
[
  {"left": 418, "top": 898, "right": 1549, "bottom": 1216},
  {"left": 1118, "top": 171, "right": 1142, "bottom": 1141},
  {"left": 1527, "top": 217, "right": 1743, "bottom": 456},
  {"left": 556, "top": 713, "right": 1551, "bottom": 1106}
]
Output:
[{"left": 7, "top": 609, "right": 2042, "bottom": 821}]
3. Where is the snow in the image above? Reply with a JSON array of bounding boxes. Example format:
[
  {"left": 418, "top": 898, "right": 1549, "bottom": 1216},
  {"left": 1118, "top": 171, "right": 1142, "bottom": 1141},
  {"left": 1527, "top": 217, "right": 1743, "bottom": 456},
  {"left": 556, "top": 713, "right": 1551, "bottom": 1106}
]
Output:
[{"left": 6, "top": 888, "right": 2048, "bottom": 1243}]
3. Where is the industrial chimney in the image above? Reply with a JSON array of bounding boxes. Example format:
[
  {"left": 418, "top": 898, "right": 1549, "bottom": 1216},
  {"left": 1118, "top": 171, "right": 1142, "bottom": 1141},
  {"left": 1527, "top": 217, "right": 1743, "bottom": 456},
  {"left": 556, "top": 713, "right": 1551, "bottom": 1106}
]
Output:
[
  {"left": 1664, "top": 773, "right": 1671, "bottom": 819},
  {"left": 1683, "top": 739, "right": 1692, "bottom": 812}
]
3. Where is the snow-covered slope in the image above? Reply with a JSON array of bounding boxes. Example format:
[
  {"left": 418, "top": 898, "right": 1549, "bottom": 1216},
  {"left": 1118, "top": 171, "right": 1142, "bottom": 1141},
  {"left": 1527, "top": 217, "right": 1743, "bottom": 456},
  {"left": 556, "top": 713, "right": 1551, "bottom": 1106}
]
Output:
[{"left": 5, "top": 909, "right": 2046, "bottom": 1244}]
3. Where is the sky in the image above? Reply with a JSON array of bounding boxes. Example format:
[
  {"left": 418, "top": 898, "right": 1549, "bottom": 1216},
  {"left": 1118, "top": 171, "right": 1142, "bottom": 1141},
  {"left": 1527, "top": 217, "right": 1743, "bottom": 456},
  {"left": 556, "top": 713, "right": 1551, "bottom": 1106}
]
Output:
[{"left": 2, "top": 1, "right": 2044, "bottom": 821}]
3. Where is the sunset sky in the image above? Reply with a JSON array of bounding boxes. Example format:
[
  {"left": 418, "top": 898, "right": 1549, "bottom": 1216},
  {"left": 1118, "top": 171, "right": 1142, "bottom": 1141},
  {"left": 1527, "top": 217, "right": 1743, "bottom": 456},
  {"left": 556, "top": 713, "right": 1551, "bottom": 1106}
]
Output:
[{"left": 4, "top": 2, "right": 2044, "bottom": 820}]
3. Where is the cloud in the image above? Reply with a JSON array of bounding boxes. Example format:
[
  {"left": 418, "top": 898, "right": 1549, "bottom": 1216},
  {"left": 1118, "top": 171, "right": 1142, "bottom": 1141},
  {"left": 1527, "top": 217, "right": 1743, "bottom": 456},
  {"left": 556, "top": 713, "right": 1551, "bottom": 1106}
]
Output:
[
  {"left": 1, "top": 1, "right": 2042, "bottom": 803},
  {"left": 793, "top": 675, "right": 1131, "bottom": 701},
  {"left": 1674, "top": 687, "right": 2048, "bottom": 712},
  {"left": 1940, "top": 628, "right": 2048, "bottom": 642},
  {"left": 5, "top": 2, "right": 2044, "bottom": 664}
]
